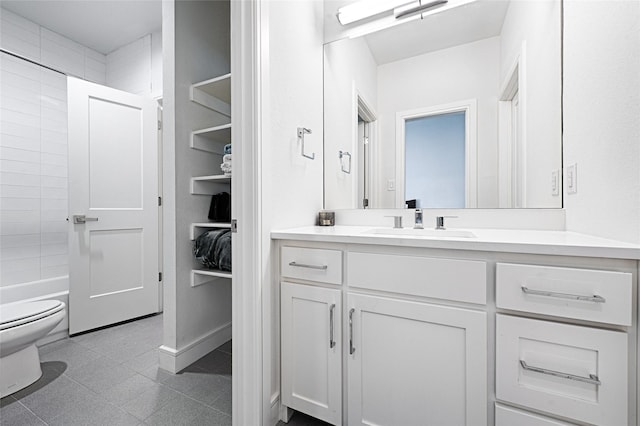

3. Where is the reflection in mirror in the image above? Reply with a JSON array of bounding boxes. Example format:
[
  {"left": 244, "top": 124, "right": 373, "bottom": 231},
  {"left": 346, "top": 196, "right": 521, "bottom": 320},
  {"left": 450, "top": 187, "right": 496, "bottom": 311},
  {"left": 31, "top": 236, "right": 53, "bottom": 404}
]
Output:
[{"left": 323, "top": 0, "right": 562, "bottom": 209}]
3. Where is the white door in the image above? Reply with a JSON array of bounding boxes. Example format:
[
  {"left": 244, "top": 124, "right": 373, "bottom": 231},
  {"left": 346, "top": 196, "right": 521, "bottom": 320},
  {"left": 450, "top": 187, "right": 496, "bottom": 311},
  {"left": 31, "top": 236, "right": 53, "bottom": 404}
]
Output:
[
  {"left": 67, "top": 77, "right": 160, "bottom": 335},
  {"left": 281, "top": 281, "right": 342, "bottom": 426},
  {"left": 347, "top": 293, "right": 487, "bottom": 426}
]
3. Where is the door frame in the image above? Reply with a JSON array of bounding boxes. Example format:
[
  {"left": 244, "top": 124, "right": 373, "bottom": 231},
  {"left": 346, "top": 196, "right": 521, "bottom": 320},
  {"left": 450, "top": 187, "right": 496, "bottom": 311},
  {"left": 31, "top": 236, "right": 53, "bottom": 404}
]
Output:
[{"left": 395, "top": 99, "right": 478, "bottom": 208}]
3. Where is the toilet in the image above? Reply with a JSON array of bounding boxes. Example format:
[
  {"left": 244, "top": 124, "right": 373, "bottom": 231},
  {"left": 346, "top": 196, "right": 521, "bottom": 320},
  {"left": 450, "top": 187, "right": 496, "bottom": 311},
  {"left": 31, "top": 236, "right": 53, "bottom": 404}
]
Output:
[{"left": 0, "top": 300, "right": 66, "bottom": 398}]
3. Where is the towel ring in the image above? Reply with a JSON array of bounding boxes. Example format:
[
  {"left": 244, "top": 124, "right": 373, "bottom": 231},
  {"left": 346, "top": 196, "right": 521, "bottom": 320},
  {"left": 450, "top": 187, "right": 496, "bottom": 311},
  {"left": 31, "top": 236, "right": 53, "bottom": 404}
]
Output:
[
  {"left": 339, "top": 150, "right": 351, "bottom": 174},
  {"left": 297, "top": 127, "right": 314, "bottom": 160}
]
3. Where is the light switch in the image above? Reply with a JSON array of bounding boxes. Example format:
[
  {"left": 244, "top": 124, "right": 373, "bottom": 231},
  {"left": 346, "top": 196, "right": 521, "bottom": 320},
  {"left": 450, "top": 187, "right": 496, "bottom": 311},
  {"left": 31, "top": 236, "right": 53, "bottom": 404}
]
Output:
[
  {"left": 566, "top": 163, "right": 577, "bottom": 194},
  {"left": 387, "top": 179, "right": 395, "bottom": 191},
  {"left": 551, "top": 170, "right": 559, "bottom": 196}
]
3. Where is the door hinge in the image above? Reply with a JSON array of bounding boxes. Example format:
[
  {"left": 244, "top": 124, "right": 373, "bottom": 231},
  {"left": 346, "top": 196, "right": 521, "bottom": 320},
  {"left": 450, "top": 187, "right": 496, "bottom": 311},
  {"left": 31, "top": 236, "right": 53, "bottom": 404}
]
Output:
[
  {"left": 363, "top": 198, "right": 369, "bottom": 208},
  {"left": 158, "top": 196, "right": 162, "bottom": 206},
  {"left": 158, "top": 120, "right": 162, "bottom": 131},
  {"left": 231, "top": 219, "right": 238, "bottom": 233},
  {"left": 159, "top": 272, "right": 163, "bottom": 282}
]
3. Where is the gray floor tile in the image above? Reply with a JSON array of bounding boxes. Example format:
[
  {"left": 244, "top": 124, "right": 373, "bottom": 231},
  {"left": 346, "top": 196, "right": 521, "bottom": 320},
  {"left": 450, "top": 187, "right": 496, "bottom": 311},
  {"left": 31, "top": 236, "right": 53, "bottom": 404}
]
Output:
[
  {"left": 124, "top": 348, "right": 160, "bottom": 374},
  {"left": 143, "top": 393, "right": 218, "bottom": 426},
  {"left": 177, "top": 372, "right": 231, "bottom": 407},
  {"left": 191, "top": 350, "right": 232, "bottom": 377},
  {"left": 64, "top": 356, "right": 137, "bottom": 395},
  {"left": 39, "top": 339, "right": 102, "bottom": 370},
  {"left": 191, "top": 406, "right": 232, "bottom": 426},
  {"left": 0, "top": 400, "right": 46, "bottom": 426},
  {"left": 46, "top": 392, "right": 139, "bottom": 426},
  {"left": 208, "top": 388, "right": 232, "bottom": 416},
  {"left": 121, "top": 383, "right": 180, "bottom": 421},
  {"left": 217, "top": 339, "right": 232, "bottom": 355},
  {"left": 139, "top": 364, "right": 173, "bottom": 382},
  {"left": 158, "top": 369, "right": 208, "bottom": 394},
  {"left": 101, "top": 374, "right": 158, "bottom": 407},
  {"left": 16, "top": 374, "right": 98, "bottom": 422}
]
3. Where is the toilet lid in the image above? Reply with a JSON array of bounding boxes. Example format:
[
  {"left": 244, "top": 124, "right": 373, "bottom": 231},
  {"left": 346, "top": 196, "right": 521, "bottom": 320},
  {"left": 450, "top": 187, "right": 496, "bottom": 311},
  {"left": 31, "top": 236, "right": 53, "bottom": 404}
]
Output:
[{"left": 0, "top": 300, "right": 65, "bottom": 330}]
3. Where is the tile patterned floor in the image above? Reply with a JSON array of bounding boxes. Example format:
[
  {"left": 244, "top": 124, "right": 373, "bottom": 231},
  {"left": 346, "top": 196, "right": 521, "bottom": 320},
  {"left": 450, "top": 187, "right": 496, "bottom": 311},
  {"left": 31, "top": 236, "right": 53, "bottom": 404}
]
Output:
[{"left": 0, "top": 314, "right": 232, "bottom": 426}]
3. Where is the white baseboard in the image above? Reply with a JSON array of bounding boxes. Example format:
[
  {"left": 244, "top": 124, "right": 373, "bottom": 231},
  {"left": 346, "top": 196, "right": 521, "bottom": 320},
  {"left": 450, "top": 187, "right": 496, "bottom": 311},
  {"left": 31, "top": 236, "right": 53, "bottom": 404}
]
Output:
[
  {"left": 158, "top": 321, "right": 232, "bottom": 373},
  {"left": 270, "top": 394, "right": 281, "bottom": 425}
]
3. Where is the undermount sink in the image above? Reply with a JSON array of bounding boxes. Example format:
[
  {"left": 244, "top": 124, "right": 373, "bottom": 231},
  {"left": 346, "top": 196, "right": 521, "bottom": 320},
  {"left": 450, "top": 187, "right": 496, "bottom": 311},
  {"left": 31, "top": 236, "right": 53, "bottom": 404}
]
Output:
[{"left": 366, "top": 228, "right": 477, "bottom": 238}]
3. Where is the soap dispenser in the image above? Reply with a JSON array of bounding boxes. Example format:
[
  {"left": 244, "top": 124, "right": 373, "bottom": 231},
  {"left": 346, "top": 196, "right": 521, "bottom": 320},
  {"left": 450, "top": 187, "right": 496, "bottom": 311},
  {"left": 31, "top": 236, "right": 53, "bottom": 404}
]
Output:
[{"left": 414, "top": 209, "right": 424, "bottom": 229}]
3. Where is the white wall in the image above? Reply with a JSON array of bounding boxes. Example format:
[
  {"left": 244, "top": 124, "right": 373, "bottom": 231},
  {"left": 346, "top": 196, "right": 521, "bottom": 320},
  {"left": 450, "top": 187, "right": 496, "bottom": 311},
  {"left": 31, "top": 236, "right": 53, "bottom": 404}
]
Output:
[
  {"left": 324, "top": 36, "right": 378, "bottom": 209},
  {"left": 260, "top": 0, "right": 325, "bottom": 420},
  {"left": 377, "top": 37, "right": 500, "bottom": 208},
  {"left": 105, "top": 31, "right": 163, "bottom": 98},
  {"left": 564, "top": 0, "right": 640, "bottom": 243},
  {"left": 500, "top": 0, "right": 562, "bottom": 208},
  {"left": 0, "top": 8, "right": 107, "bottom": 300}
]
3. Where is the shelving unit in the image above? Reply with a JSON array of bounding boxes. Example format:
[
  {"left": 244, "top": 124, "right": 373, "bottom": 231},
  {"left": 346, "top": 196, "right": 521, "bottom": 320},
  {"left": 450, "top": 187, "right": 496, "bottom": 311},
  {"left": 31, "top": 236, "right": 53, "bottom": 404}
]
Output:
[
  {"left": 191, "top": 269, "right": 232, "bottom": 287},
  {"left": 190, "top": 73, "right": 231, "bottom": 117},
  {"left": 190, "top": 175, "right": 231, "bottom": 195},
  {"left": 190, "top": 123, "right": 232, "bottom": 153},
  {"left": 190, "top": 222, "right": 231, "bottom": 240},
  {"left": 189, "top": 72, "right": 233, "bottom": 286}
]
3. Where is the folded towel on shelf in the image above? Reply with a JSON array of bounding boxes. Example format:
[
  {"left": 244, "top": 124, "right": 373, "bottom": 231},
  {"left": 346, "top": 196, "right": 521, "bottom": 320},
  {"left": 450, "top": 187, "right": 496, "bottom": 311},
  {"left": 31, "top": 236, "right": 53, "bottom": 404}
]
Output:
[
  {"left": 193, "top": 229, "right": 232, "bottom": 271},
  {"left": 220, "top": 154, "right": 232, "bottom": 176},
  {"left": 224, "top": 144, "right": 232, "bottom": 155}
]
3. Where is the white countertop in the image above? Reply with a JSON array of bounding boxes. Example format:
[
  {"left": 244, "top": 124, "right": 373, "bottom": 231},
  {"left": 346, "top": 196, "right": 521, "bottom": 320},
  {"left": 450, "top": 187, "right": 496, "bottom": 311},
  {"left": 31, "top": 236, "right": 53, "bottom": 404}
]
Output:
[{"left": 271, "top": 226, "right": 640, "bottom": 259}]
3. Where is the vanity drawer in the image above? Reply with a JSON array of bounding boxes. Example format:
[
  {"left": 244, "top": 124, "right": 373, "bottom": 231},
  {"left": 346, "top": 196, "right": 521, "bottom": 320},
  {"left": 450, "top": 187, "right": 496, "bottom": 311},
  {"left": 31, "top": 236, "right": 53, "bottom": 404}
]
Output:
[
  {"left": 496, "top": 263, "right": 632, "bottom": 326},
  {"left": 347, "top": 252, "right": 486, "bottom": 304},
  {"left": 496, "top": 315, "right": 628, "bottom": 425},
  {"left": 281, "top": 247, "right": 343, "bottom": 285},
  {"left": 495, "top": 404, "right": 576, "bottom": 426}
]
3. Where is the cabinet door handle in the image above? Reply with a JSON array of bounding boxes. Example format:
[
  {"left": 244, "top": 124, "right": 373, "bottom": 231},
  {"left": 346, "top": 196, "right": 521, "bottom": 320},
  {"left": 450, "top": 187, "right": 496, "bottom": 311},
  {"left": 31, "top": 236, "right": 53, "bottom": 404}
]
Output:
[
  {"left": 288, "top": 261, "right": 328, "bottom": 270},
  {"left": 329, "top": 304, "right": 336, "bottom": 348},
  {"left": 521, "top": 286, "right": 606, "bottom": 303},
  {"left": 349, "top": 308, "right": 355, "bottom": 355},
  {"left": 520, "top": 360, "right": 601, "bottom": 385}
]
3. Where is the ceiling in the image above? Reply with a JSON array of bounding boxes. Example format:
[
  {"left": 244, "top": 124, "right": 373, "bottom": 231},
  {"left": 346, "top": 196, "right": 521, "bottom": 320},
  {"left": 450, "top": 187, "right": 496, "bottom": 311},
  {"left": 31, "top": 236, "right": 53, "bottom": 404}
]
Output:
[
  {"left": 363, "top": 0, "right": 510, "bottom": 65},
  {"left": 1, "top": 0, "right": 162, "bottom": 54}
]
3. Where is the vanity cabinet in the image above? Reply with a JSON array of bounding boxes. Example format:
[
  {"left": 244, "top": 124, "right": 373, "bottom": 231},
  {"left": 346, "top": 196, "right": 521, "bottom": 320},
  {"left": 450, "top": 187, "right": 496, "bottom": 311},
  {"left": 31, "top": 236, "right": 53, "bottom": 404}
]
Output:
[{"left": 279, "top": 244, "right": 488, "bottom": 426}]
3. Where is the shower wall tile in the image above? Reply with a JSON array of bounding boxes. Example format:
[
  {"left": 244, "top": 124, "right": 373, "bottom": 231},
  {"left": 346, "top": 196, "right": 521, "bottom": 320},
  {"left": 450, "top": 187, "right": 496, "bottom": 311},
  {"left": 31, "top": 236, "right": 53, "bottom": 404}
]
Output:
[{"left": 41, "top": 28, "right": 85, "bottom": 77}]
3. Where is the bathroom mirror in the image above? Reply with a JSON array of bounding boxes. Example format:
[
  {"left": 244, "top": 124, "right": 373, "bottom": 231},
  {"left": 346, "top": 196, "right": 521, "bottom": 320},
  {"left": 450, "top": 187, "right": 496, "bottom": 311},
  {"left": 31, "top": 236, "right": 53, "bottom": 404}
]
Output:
[{"left": 323, "top": 0, "right": 562, "bottom": 209}]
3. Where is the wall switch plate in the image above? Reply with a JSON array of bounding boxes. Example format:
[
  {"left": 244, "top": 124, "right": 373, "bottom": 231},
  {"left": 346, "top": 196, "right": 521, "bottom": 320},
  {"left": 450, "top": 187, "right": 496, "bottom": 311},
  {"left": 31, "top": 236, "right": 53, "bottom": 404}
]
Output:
[
  {"left": 551, "top": 170, "right": 560, "bottom": 196},
  {"left": 387, "top": 179, "right": 395, "bottom": 191},
  {"left": 566, "top": 163, "right": 577, "bottom": 194}
]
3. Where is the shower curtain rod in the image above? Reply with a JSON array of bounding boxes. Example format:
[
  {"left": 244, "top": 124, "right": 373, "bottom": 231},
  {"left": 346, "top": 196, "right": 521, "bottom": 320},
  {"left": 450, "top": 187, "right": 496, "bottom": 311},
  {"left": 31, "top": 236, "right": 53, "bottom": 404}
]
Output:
[{"left": 1, "top": 48, "right": 68, "bottom": 76}]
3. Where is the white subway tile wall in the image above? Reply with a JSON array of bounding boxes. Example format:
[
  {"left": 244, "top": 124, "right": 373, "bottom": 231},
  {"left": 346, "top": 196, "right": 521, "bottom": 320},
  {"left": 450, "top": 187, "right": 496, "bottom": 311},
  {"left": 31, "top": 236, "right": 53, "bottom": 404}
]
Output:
[
  {"left": 0, "top": 7, "right": 105, "bottom": 287},
  {"left": 0, "top": 53, "right": 69, "bottom": 286}
]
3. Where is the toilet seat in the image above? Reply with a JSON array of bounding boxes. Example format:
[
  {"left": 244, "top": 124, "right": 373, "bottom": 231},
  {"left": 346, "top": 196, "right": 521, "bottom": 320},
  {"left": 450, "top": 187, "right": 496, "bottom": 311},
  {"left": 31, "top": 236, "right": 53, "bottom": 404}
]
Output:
[{"left": 0, "top": 300, "right": 65, "bottom": 331}]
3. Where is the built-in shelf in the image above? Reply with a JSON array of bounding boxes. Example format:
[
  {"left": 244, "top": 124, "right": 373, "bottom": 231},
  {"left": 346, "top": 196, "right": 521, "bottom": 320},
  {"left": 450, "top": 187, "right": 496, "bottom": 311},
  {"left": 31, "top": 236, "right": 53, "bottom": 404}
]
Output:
[
  {"left": 190, "top": 123, "right": 232, "bottom": 153},
  {"left": 190, "top": 222, "right": 231, "bottom": 240},
  {"left": 190, "top": 175, "right": 231, "bottom": 195},
  {"left": 191, "top": 268, "right": 232, "bottom": 287},
  {"left": 190, "top": 73, "right": 231, "bottom": 117}
]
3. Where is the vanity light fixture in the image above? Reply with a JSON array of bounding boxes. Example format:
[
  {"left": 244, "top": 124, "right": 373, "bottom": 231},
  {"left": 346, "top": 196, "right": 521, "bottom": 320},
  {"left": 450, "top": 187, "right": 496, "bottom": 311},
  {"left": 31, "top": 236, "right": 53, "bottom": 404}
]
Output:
[
  {"left": 338, "top": 0, "right": 470, "bottom": 27},
  {"left": 337, "top": 0, "right": 410, "bottom": 25},
  {"left": 394, "top": 0, "right": 449, "bottom": 20}
]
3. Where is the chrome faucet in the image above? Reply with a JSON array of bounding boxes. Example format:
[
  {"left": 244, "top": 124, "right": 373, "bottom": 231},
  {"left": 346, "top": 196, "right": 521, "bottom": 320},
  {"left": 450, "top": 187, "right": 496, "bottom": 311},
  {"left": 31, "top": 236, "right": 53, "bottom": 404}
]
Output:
[
  {"left": 385, "top": 215, "right": 403, "bottom": 229},
  {"left": 435, "top": 216, "right": 457, "bottom": 230}
]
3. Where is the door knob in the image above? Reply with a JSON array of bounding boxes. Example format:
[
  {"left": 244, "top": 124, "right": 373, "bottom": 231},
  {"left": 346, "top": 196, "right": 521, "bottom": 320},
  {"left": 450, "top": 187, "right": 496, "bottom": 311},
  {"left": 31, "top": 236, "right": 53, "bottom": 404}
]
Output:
[{"left": 72, "top": 215, "right": 98, "bottom": 224}]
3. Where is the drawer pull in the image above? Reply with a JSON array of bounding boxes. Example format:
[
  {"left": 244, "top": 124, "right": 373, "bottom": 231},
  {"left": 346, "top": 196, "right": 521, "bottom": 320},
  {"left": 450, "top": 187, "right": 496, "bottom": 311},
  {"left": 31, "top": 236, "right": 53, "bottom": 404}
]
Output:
[
  {"left": 349, "top": 308, "right": 356, "bottom": 355},
  {"left": 521, "top": 286, "right": 606, "bottom": 303},
  {"left": 520, "top": 360, "right": 601, "bottom": 386},
  {"left": 288, "top": 261, "right": 328, "bottom": 270},
  {"left": 329, "top": 304, "right": 336, "bottom": 349}
]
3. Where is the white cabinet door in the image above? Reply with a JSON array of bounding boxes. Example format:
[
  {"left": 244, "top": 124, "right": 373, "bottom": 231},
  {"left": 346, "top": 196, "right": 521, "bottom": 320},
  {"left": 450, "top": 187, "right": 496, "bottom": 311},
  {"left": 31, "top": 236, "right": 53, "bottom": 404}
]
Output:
[
  {"left": 281, "top": 282, "right": 342, "bottom": 425},
  {"left": 347, "top": 293, "right": 487, "bottom": 426}
]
